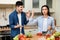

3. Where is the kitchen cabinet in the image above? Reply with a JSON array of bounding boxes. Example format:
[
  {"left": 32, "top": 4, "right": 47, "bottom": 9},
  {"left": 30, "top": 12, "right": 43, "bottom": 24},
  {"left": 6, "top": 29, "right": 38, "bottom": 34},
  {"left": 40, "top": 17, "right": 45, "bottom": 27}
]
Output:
[
  {"left": 21, "top": 0, "right": 55, "bottom": 13},
  {"left": 0, "top": 0, "right": 55, "bottom": 12}
]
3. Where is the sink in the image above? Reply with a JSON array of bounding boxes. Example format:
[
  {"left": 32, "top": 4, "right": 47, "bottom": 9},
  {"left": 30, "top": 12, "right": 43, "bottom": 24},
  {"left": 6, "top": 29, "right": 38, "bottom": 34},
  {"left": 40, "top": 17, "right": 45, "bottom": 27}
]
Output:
[
  {"left": 25, "top": 29, "right": 38, "bottom": 34},
  {"left": 55, "top": 27, "right": 60, "bottom": 32}
]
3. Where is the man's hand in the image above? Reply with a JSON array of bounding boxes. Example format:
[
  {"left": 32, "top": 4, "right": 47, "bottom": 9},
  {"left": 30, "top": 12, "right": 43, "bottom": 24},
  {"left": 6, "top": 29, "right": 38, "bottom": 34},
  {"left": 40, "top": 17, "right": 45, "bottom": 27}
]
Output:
[
  {"left": 14, "top": 23, "right": 22, "bottom": 28},
  {"left": 15, "top": 25, "right": 22, "bottom": 28}
]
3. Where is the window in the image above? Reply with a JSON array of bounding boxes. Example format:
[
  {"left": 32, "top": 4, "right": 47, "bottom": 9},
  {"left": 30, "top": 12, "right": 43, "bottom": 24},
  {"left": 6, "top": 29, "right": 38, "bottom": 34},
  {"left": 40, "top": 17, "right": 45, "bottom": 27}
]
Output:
[
  {"left": 46, "top": 0, "right": 52, "bottom": 8},
  {"left": 33, "top": 0, "right": 39, "bottom": 8}
]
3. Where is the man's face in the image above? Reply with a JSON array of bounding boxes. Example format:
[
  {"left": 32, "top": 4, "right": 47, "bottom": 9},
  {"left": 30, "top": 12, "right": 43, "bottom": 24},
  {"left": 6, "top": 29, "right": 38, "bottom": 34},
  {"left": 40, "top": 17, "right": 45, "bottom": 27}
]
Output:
[{"left": 17, "top": 5, "right": 23, "bottom": 12}]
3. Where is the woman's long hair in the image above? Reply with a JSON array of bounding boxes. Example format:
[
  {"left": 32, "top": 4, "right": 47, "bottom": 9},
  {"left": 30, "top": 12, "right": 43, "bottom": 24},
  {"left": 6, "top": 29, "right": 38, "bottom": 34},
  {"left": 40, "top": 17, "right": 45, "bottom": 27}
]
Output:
[{"left": 41, "top": 5, "right": 50, "bottom": 16}]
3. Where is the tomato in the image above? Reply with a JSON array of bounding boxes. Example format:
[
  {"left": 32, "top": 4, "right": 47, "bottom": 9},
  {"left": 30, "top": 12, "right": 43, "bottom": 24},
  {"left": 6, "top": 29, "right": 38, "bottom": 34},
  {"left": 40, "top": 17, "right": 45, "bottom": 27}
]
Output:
[
  {"left": 19, "top": 34, "right": 26, "bottom": 40},
  {"left": 55, "top": 37, "right": 59, "bottom": 40}
]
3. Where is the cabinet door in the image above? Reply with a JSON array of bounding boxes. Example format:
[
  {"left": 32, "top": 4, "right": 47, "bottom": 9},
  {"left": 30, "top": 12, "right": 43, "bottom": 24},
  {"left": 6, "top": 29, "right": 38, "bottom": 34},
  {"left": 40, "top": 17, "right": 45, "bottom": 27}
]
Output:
[
  {"left": 23, "top": 0, "right": 32, "bottom": 12},
  {"left": 0, "top": 9, "right": 4, "bottom": 19},
  {"left": 0, "top": 8, "right": 7, "bottom": 26},
  {"left": 6, "top": 8, "right": 13, "bottom": 24},
  {"left": 32, "top": 0, "right": 39, "bottom": 8},
  {"left": 21, "top": 0, "right": 25, "bottom": 8},
  {"left": 32, "top": 0, "right": 46, "bottom": 12},
  {"left": 46, "top": 0, "right": 52, "bottom": 8}
]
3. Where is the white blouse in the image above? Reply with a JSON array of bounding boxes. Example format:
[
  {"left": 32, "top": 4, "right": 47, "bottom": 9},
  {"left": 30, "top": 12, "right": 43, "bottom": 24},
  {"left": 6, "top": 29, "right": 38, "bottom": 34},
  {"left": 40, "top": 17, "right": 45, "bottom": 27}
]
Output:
[{"left": 43, "top": 18, "right": 48, "bottom": 31}]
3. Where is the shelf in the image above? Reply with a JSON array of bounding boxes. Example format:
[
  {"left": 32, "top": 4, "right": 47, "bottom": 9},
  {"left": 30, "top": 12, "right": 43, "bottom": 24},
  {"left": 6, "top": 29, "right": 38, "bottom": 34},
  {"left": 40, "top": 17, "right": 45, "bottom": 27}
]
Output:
[{"left": 0, "top": 28, "right": 10, "bottom": 32}]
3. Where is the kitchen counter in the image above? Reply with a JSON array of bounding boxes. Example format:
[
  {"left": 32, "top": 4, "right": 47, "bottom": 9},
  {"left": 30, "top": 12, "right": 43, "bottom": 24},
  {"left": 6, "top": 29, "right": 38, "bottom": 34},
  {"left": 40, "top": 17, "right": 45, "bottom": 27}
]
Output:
[{"left": 26, "top": 35, "right": 46, "bottom": 40}]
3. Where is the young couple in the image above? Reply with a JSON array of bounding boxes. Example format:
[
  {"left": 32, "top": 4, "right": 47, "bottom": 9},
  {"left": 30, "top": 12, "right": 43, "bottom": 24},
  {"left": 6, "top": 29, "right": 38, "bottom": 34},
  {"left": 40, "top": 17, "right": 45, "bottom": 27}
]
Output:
[{"left": 9, "top": 1, "right": 55, "bottom": 40}]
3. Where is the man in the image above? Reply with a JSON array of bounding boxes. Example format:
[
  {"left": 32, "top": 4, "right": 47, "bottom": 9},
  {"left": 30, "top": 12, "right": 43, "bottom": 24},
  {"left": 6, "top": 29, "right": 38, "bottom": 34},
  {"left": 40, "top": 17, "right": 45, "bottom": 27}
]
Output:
[{"left": 9, "top": 1, "right": 29, "bottom": 40}]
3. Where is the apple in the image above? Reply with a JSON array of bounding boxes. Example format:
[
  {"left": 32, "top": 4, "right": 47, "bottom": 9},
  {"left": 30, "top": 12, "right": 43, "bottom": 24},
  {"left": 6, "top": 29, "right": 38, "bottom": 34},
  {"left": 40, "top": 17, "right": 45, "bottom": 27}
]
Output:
[
  {"left": 25, "top": 32, "right": 32, "bottom": 38},
  {"left": 46, "top": 34, "right": 51, "bottom": 39},
  {"left": 37, "top": 32, "right": 42, "bottom": 36},
  {"left": 50, "top": 35, "right": 55, "bottom": 40},
  {"left": 13, "top": 35, "right": 19, "bottom": 40},
  {"left": 26, "top": 38, "right": 31, "bottom": 40},
  {"left": 54, "top": 32, "right": 60, "bottom": 37},
  {"left": 46, "top": 38, "right": 50, "bottom": 40},
  {"left": 55, "top": 36, "right": 59, "bottom": 40}
]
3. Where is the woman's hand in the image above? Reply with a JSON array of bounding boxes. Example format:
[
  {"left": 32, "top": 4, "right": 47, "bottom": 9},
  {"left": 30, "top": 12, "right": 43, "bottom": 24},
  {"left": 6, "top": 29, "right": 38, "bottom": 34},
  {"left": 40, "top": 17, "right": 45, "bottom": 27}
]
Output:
[
  {"left": 26, "top": 10, "right": 31, "bottom": 18},
  {"left": 31, "top": 10, "right": 34, "bottom": 18},
  {"left": 52, "top": 29, "right": 56, "bottom": 34},
  {"left": 48, "top": 26, "right": 52, "bottom": 30},
  {"left": 26, "top": 10, "right": 34, "bottom": 19}
]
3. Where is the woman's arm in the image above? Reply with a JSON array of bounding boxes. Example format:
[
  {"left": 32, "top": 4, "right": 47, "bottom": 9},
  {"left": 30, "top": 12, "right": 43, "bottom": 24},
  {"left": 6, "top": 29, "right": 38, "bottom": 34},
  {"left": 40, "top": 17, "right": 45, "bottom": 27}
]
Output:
[
  {"left": 26, "top": 10, "right": 38, "bottom": 25},
  {"left": 51, "top": 18, "right": 56, "bottom": 34}
]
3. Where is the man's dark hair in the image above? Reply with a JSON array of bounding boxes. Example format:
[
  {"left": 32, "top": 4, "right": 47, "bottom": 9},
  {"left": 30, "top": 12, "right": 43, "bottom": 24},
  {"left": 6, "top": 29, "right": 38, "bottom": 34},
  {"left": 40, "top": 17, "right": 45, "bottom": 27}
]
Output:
[
  {"left": 15, "top": 1, "right": 23, "bottom": 7},
  {"left": 41, "top": 5, "right": 50, "bottom": 16}
]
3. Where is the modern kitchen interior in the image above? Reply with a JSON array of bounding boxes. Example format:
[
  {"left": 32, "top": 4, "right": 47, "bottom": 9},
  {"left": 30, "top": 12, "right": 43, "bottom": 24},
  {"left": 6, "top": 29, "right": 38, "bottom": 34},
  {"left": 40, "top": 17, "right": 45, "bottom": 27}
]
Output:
[{"left": 0, "top": 0, "right": 60, "bottom": 40}]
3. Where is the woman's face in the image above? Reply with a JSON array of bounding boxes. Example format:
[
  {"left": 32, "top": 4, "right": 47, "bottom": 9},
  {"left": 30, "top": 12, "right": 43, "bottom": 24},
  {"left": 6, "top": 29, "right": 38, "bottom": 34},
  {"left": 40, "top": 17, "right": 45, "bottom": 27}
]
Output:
[{"left": 42, "top": 7, "right": 48, "bottom": 15}]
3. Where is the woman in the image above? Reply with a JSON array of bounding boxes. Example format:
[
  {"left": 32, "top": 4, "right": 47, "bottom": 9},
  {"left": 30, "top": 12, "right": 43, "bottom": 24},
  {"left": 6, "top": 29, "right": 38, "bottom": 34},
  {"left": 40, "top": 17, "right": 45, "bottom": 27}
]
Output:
[{"left": 27, "top": 5, "right": 55, "bottom": 35}]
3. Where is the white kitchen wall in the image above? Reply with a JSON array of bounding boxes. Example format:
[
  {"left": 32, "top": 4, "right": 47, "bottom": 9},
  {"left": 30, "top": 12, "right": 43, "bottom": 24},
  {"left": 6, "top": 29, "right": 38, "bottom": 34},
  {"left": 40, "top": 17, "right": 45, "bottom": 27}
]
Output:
[
  {"left": 53, "top": 0, "right": 60, "bottom": 26},
  {"left": 0, "top": 0, "right": 21, "bottom": 4},
  {"left": 0, "top": 0, "right": 60, "bottom": 26}
]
